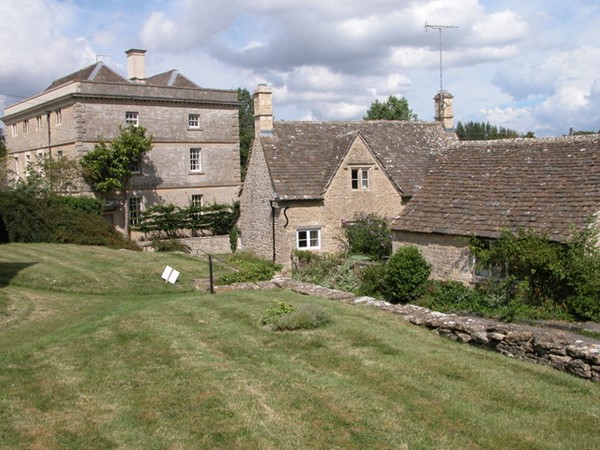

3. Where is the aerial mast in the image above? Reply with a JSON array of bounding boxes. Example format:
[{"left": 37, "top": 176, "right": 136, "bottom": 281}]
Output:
[{"left": 425, "top": 23, "right": 458, "bottom": 94}]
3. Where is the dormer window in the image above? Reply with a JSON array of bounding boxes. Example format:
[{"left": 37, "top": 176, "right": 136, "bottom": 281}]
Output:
[{"left": 351, "top": 168, "right": 369, "bottom": 190}]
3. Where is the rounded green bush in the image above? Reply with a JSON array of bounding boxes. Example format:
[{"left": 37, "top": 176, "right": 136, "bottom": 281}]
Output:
[{"left": 383, "top": 246, "right": 431, "bottom": 303}]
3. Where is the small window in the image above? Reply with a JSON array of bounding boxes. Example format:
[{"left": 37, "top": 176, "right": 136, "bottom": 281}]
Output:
[
  {"left": 130, "top": 157, "right": 142, "bottom": 174},
  {"left": 188, "top": 114, "right": 200, "bottom": 129},
  {"left": 36, "top": 116, "right": 42, "bottom": 131},
  {"left": 351, "top": 168, "right": 369, "bottom": 190},
  {"left": 190, "top": 148, "right": 202, "bottom": 172},
  {"left": 125, "top": 111, "right": 139, "bottom": 126},
  {"left": 191, "top": 194, "right": 203, "bottom": 208},
  {"left": 57, "top": 150, "right": 64, "bottom": 158},
  {"left": 11, "top": 124, "right": 18, "bottom": 137},
  {"left": 13, "top": 156, "right": 19, "bottom": 177},
  {"left": 55, "top": 109, "right": 62, "bottom": 125},
  {"left": 23, "top": 120, "right": 29, "bottom": 133},
  {"left": 297, "top": 228, "right": 321, "bottom": 250},
  {"left": 128, "top": 197, "right": 142, "bottom": 226}
]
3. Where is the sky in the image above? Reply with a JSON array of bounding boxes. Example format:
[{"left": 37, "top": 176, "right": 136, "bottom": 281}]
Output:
[{"left": 1, "top": 0, "right": 599, "bottom": 137}]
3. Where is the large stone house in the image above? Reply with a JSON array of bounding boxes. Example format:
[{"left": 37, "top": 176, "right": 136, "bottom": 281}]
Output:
[
  {"left": 391, "top": 134, "right": 600, "bottom": 283},
  {"left": 1, "top": 49, "right": 240, "bottom": 233},
  {"left": 239, "top": 85, "right": 456, "bottom": 267}
]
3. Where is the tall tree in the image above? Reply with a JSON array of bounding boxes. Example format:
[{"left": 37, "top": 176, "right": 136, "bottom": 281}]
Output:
[
  {"left": 0, "top": 127, "right": 6, "bottom": 159},
  {"left": 455, "top": 121, "right": 534, "bottom": 140},
  {"left": 80, "top": 125, "right": 152, "bottom": 234},
  {"left": 237, "top": 88, "right": 254, "bottom": 179},
  {"left": 364, "top": 95, "right": 418, "bottom": 121}
]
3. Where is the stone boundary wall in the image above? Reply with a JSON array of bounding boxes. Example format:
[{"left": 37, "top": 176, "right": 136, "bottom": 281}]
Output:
[
  {"left": 219, "top": 276, "right": 600, "bottom": 383},
  {"left": 140, "top": 236, "right": 241, "bottom": 255}
]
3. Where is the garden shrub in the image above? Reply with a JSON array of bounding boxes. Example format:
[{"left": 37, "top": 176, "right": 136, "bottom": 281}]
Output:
[
  {"left": 383, "top": 245, "right": 431, "bottom": 303},
  {"left": 150, "top": 238, "right": 191, "bottom": 253},
  {"left": 229, "top": 225, "right": 239, "bottom": 253},
  {"left": 470, "top": 226, "right": 600, "bottom": 321},
  {"left": 345, "top": 212, "right": 392, "bottom": 260},
  {"left": 0, "top": 189, "right": 138, "bottom": 250},
  {"left": 217, "top": 251, "right": 281, "bottom": 284},
  {"left": 357, "top": 263, "right": 387, "bottom": 297},
  {"left": 261, "top": 301, "right": 331, "bottom": 331},
  {"left": 292, "top": 252, "right": 360, "bottom": 292}
]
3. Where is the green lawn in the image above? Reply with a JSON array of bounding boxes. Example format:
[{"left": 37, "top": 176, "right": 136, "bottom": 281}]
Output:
[{"left": 0, "top": 243, "right": 599, "bottom": 449}]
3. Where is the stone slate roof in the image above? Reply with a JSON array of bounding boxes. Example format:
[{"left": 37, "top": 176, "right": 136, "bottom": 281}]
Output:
[
  {"left": 392, "top": 134, "right": 600, "bottom": 242},
  {"left": 45, "top": 62, "right": 129, "bottom": 91},
  {"left": 45, "top": 64, "right": 200, "bottom": 91},
  {"left": 146, "top": 70, "right": 200, "bottom": 88},
  {"left": 261, "top": 121, "right": 454, "bottom": 200}
]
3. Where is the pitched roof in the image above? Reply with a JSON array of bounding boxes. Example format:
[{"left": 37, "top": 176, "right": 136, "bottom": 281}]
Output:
[
  {"left": 392, "top": 134, "right": 600, "bottom": 242},
  {"left": 44, "top": 62, "right": 129, "bottom": 91},
  {"left": 261, "top": 121, "right": 454, "bottom": 200},
  {"left": 146, "top": 70, "right": 200, "bottom": 88}
]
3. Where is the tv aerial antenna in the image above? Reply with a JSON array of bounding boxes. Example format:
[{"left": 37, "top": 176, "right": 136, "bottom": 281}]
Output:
[{"left": 425, "top": 23, "right": 458, "bottom": 95}]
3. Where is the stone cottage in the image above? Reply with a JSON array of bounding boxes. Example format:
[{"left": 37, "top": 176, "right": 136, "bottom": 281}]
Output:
[
  {"left": 2, "top": 49, "right": 241, "bottom": 233},
  {"left": 239, "top": 85, "right": 456, "bottom": 267},
  {"left": 392, "top": 134, "right": 600, "bottom": 283}
]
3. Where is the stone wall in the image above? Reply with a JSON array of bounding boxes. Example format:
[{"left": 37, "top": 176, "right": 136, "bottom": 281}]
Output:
[
  {"left": 223, "top": 276, "right": 600, "bottom": 383},
  {"left": 239, "top": 140, "right": 276, "bottom": 262},
  {"left": 142, "top": 235, "right": 238, "bottom": 255},
  {"left": 393, "top": 231, "right": 475, "bottom": 284}
]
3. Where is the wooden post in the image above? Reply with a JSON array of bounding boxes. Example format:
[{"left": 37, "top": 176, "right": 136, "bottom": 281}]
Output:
[{"left": 209, "top": 254, "right": 215, "bottom": 294}]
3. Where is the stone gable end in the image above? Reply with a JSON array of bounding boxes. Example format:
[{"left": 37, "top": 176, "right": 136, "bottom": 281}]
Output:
[{"left": 324, "top": 135, "right": 404, "bottom": 224}]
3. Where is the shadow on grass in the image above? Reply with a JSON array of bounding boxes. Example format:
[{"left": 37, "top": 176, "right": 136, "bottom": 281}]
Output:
[{"left": 0, "top": 262, "right": 37, "bottom": 288}]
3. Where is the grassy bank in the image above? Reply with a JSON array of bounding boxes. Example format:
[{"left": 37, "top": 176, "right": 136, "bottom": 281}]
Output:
[{"left": 0, "top": 244, "right": 598, "bottom": 449}]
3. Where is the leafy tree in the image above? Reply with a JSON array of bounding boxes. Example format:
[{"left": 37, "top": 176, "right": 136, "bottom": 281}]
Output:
[
  {"left": 455, "top": 121, "right": 534, "bottom": 140},
  {"left": 13, "top": 155, "right": 80, "bottom": 194},
  {"left": 0, "top": 127, "right": 6, "bottom": 159},
  {"left": 80, "top": 125, "right": 152, "bottom": 234},
  {"left": 364, "top": 95, "right": 418, "bottom": 121},
  {"left": 238, "top": 88, "right": 255, "bottom": 179}
]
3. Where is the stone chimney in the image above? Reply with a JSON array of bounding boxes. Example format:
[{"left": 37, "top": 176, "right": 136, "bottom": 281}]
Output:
[
  {"left": 434, "top": 91, "right": 454, "bottom": 130},
  {"left": 126, "top": 49, "right": 147, "bottom": 83},
  {"left": 253, "top": 84, "right": 273, "bottom": 137}
]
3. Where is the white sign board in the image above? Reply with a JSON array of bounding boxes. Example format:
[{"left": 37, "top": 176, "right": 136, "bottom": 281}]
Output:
[{"left": 161, "top": 265, "right": 180, "bottom": 284}]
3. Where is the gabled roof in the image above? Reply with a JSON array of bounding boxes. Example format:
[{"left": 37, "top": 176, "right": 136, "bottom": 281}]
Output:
[
  {"left": 44, "top": 62, "right": 129, "bottom": 91},
  {"left": 146, "top": 70, "right": 200, "bottom": 88},
  {"left": 392, "top": 134, "right": 600, "bottom": 242},
  {"left": 261, "top": 121, "right": 454, "bottom": 200}
]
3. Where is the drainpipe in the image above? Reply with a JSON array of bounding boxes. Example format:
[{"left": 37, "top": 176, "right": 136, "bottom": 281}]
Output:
[
  {"left": 46, "top": 111, "right": 52, "bottom": 158},
  {"left": 270, "top": 200, "right": 276, "bottom": 264}
]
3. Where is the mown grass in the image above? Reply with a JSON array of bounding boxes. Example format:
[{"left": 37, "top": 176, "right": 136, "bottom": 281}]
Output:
[{"left": 0, "top": 243, "right": 599, "bottom": 449}]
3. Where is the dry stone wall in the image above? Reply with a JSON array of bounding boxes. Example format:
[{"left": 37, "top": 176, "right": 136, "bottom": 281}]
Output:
[{"left": 220, "top": 276, "right": 600, "bottom": 383}]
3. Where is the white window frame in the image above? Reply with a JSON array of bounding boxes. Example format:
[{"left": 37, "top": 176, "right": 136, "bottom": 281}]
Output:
[
  {"left": 188, "top": 113, "right": 200, "bottom": 129},
  {"left": 36, "top": 116, "right": 42, "bottom": 131},
  {"left": 11, "top": 124, "right": 18, "bottom": 137},
  {"left": 296, "top": 228, "right": 321, "bottom": 250},
  {"left": 351, "top": 168, "right": 369, "bottom": 190},
  {"left": 55, "top": 109, "right": 62, "bottom": 126},
  {"left": 125, "top": 111, "right": 139, "bottom": 126},
  {"left": 190, "top": 148, "right": 202, "bottom": 172},
  {"left": 128, "top": 197, "right": 142, "bottom": 226},
  {"left": 191, "top": 194, "right": 203, "bottom": 208}
]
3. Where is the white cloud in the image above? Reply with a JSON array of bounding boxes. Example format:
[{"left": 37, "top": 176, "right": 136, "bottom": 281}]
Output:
[{"left": 0, "top": 0, "right": 94, "bottom": 98}]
